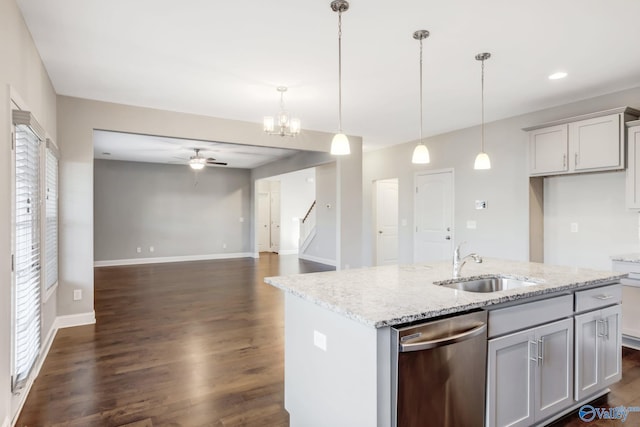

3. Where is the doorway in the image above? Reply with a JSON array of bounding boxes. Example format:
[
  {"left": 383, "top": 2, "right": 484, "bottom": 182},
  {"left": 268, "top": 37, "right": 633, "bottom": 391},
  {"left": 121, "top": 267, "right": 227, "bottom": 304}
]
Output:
[
  {"left": 374, "top": 178, "right": 399, "bottom": 265},
  {"left": 256, "top": 180, "right": 281, "bottom": 253},
  {"left": 414, "top": 169, "right": 454, "bottom": 263}
]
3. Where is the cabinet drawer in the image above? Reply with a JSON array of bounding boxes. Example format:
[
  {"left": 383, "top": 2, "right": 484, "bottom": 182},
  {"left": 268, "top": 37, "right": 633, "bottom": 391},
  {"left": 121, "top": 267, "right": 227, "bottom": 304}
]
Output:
[
  {"left": 575, "top": 284, "right": 622, "bottom": 313},
  {"left": 488, "top": 294, "right": 573, "bottom": 338}
]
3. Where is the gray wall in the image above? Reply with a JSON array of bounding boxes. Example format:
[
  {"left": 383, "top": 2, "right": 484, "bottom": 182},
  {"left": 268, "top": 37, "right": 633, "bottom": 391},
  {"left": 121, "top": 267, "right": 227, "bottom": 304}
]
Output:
[
  {"left": 94, "top": 159, "right": 252, "bottom": 261},
  {"left": 1, "top": 0, "right": 58, "bottom": 423},
  {"left": 363, "top": 85, "right": 640, "bottom": 267}
]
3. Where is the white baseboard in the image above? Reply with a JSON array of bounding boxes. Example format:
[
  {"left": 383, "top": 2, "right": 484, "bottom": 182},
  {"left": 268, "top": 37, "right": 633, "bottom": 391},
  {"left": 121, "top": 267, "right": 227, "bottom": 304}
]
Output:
[
  {"left": 55, "top": 311, "right": 96, "bottom": 329},
  {"left": 298, "top": 253, "right": 336, "bottom": 267},
  {"left": 279, "top": 249, "right": 299, "bottom": 255},
  {"left": 94, "top": 252, "right": 254, "bottom": 267},
  {"left": 10, "top": 320, "right": 60, "bottom": 427},
  {"left": 623, "top": 334, "right": 640, "bottom": 350}
]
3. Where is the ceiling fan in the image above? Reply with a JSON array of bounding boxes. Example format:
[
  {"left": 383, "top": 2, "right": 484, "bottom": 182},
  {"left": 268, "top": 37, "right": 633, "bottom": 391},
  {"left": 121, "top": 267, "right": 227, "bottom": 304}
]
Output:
[{"left": 187, "top": 148, "right": 228, "bottom": 170}]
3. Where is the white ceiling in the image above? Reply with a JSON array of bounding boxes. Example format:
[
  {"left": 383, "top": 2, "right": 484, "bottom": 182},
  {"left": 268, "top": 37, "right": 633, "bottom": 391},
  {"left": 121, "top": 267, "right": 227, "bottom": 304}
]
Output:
[
  {"left": 93, "top": 131, "right": 299, "bottom": 169},
  {"left": 17, "top": 0, "right": 640, "bottom": 153}
]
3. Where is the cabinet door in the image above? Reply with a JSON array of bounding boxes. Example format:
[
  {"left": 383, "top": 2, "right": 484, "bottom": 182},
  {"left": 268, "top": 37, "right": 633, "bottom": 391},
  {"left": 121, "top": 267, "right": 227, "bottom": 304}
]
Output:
[
  {"left": 487, "top": 329, "right": 536, "bottom": 427},
  {"left": 575, "top": 310, "right": 600, "bottom": 401},
  {"left": 626, "top": 126, "right": 640, "bottom": 209},
  {"left": 601, "top": 305, "right": 622, "bottom": 387},
  {"left": 529, "top": 125, "right": 568, "bottom": 175},
  {"left": 569, "top": 113, "right": 622, "bottom": 172},
  {"left": 535, "top": 318, "right": 574, "bottom": 421}
]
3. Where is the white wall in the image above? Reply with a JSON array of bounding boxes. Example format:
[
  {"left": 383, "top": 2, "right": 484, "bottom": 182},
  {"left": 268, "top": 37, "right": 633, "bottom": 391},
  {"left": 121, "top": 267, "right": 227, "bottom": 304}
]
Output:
[
  {"left": 303, "top": 163, "right": 337, "bottom": 264},
  {"left": 544, "top": 172, "right": 639, "bottom": 270},
  {"left": 267, "top": 168, "right": 316, "bottom": 255},
  {"left": 94, "top": 159, "right": 252, "bottom": 262},
  {"left": 1, "top": 0, "right": 58, "bottom": 423}
]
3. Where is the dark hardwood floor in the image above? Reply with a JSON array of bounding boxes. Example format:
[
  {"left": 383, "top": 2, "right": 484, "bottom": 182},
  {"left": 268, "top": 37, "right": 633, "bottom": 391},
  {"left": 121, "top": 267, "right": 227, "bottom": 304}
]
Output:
[
  {"left": 15, "top": 254, "right": 640, "bottom": 426},
  {"left": 16, "top": 254, "right": 333, "bottom": 427}
]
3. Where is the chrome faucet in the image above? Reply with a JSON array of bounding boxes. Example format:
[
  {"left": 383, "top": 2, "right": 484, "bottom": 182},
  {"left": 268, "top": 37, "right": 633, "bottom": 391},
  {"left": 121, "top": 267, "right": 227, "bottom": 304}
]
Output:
[{"left": 453, "top": 242, "right": 482, "bottom": 278}]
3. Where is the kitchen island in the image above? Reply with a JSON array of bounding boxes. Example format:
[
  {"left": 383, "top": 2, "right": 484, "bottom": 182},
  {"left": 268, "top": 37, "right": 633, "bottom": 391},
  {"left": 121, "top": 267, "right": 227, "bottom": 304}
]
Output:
[{"left": 265, "top": 258, "right": 626, "bottom": 427}]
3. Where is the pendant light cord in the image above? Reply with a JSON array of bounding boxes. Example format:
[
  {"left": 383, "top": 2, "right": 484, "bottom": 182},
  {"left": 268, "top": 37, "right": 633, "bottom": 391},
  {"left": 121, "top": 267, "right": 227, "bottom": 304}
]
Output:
[
  {"left": 419, "top": 37, "right": 424, "bottom": 145},
  {"left": 481, "top": 58, "right": 485, "bottom": 153},
  {"left": 337, "top": 10, "right": 343, "bottom": 132}
]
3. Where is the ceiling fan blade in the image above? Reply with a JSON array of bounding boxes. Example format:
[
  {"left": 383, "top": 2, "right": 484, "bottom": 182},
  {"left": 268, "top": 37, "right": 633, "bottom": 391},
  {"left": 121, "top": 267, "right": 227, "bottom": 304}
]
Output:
[{"left": 206, "top": 161, "right": 228, "bottom": 166}]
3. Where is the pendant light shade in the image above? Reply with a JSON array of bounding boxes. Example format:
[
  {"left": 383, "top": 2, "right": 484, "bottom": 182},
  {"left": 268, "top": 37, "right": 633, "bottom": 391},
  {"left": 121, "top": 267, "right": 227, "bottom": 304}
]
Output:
[
  {"left": 330, "top": 0, "right": 350, "bottom": 156},
  {"left": 474, "top": 151, "right": 491, "bottom": 169},
  {"left": 412, "top": 143, "right": 430, "bottom": 164},
  {"left": 331, "top": 133, "right": 350, "bottom": 155},
  {"left": 474, "top": 52, "right": 491, "bottom": 170},
  {"left": 411, "top": 30, "right": 430, "bottom": 165}
]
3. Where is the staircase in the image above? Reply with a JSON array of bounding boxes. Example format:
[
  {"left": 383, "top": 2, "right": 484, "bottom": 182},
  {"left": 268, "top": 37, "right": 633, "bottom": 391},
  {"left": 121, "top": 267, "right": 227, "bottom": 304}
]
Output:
[{"left": 299, "top": 201, "right": 316, "bottom": 253}]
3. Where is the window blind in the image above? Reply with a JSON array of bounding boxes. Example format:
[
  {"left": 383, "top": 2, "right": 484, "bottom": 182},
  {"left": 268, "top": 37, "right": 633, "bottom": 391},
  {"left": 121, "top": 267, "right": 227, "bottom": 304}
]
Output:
[
  {"left": 12, "top": 115, "right": 42, "bottom": 391},
  {"left": 45, "top": 141, "right": 58, "bottom": 291}
]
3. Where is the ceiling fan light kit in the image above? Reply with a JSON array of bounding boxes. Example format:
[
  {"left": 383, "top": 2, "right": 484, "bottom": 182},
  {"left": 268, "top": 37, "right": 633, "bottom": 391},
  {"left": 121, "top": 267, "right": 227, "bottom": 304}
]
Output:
[
  {"left": 330, "top": 0, "right": 350, "bottom": 156},
  {"left": 411, "top": 29, "right": 431, "bottom": 165},
  {"left": 264, "top": 86, "right": 301, "bottom": 137},
  {"left": 188, "top": 148, "right": 228, "bottom": 170}
]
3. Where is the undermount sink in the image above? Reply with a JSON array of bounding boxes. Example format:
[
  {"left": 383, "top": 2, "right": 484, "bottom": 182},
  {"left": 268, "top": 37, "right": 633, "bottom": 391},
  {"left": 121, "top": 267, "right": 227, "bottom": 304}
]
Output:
[{"left": 439, "top": 276, "right": 540, "bottom": 293}]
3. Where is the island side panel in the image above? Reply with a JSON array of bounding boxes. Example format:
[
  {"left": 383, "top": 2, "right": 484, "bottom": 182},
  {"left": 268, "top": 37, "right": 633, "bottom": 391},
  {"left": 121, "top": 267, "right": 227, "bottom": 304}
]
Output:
[{"left": 284, "top": 293, "right": 380, "bottom": 427}]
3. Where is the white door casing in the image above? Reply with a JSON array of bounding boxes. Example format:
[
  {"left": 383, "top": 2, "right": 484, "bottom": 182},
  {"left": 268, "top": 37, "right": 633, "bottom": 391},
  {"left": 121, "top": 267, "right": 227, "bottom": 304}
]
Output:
[
  {"left": 270, "top": 181, "right": 281, "bottom": 252},
  {"left": 375, "top": 179, "right": 399, "bottom": 265},
  {"left": 414, "top": 170, "right": 454, "bottom": 263},
  {"left": 257, "top": 191, "right": 270, "bottom": 252}
]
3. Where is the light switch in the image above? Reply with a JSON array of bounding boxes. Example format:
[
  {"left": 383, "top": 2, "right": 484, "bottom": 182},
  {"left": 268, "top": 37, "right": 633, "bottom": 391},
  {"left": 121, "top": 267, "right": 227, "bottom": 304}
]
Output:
[
  {"left": 475, "top": 200, "right": 487, "bottom": 210},
  {"left": 570, "top": 223, "right": 579, "bottom": 233},
  {"left": 467, "top": 220, "right": 477, "bottom": 229}
]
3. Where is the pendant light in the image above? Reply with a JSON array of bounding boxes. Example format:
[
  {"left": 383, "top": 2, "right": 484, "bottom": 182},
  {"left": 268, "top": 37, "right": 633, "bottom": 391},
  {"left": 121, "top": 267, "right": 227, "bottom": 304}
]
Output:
[
  {"left": 474, "top": 52, "right": 491, "bottom": 170},
  {"left": 330, "top": 0, "right": 350, "bottom": 155},
  {"left": 411, "top": 30, "right": 431, "bottom": 164}
]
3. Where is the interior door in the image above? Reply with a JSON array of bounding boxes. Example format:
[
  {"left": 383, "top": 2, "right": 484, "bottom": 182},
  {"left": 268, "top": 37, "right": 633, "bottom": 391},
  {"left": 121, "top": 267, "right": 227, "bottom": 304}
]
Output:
[
  {"left": 375, "top": 179, "right": 398, "bottom": 265},
  {"left": 414, "top": 170, "right": 453, "bottom": 263},
  {"left": 258, "top": 192, "right": 270, "bottom": 252},
  {"left": 270, "top": 181, "right": 281, "bottom": 252}
]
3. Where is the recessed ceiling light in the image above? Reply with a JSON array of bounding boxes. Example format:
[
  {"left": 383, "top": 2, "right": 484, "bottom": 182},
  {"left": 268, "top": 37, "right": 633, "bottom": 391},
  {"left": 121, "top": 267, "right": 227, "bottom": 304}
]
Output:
[{"left": 548, "top": 72, "right": 568, "bottom": 80}]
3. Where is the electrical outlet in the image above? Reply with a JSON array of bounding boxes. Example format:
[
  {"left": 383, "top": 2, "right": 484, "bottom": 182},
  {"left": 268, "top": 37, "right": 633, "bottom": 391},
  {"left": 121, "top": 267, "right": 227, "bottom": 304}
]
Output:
[
  {"left": 467, "top": 220, "right": 477, "bottom": 229},
  {"left": 571, "top": 223, "right": 579, "bottom": 233},
  {"left": 149, "top": 246, "right": 154, "bottom": 253},
  {"left": 136, "top": 247, "right": 142, "bottom": 253},
  {"left": 223, "top": 243, "right": 227, "bottom": 249},
  {"left": 314, "top": 330, "right": 327, "bottom": 351},
  {"left": 239, "top": 217, "right": 244, "bottom": 222},
  {"left": 73, "top": 289, "right": 82, "bottom": 301}
]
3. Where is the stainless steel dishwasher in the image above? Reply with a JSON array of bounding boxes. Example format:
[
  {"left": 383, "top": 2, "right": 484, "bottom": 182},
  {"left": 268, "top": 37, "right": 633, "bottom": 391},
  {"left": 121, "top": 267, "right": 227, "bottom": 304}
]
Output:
[{"left": 391, "top": 310, "right": 488, "bottom": 427}]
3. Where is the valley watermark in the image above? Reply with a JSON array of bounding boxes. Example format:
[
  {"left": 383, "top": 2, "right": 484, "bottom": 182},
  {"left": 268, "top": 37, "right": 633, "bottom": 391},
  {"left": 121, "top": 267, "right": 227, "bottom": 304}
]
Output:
[{"left": 579, "top": 404, "right": 640, "bottom": 423}]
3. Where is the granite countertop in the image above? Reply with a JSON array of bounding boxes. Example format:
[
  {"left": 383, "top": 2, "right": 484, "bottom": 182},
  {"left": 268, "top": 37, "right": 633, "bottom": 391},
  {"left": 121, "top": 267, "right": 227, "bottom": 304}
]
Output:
[
  {"left": 611, "top": 254, "right": 640, "bottom": 263},
  {"left": 264, "top": 258, "right": 626, "bottom": 328}
]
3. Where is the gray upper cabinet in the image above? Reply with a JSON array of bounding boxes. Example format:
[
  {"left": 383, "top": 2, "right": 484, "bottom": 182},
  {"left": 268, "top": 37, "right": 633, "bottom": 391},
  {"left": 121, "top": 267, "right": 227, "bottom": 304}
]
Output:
[
  {"left": 626, "top": 121, "right": 640, "bottom": 209},
  {"left": 525, "top": 107, "right": 640, "bottom": 177},
  {"left": 529, "top": 125, "right": 568, "bottom": 175}
]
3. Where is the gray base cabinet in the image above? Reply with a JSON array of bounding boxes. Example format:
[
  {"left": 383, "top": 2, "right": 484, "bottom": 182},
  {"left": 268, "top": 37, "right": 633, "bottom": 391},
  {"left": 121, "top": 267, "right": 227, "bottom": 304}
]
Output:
[
  {"left": 486, "top": 318, "right": 573, "bottom": 427},
  {"left": 575, "top": 304, "right": 622, "bottom": 400}
]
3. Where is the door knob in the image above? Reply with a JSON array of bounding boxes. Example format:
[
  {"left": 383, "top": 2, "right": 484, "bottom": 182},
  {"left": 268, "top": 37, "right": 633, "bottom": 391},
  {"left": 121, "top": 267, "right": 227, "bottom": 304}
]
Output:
[
  {"left": 378, "top": 230, "right": 383, "bottom": 234},
  {"left": 445, "top": 236, "right": 451, "bottom": 240}
]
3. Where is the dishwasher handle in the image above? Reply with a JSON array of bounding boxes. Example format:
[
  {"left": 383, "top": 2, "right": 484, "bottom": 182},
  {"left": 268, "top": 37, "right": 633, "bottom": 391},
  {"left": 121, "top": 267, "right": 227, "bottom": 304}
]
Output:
[{"left": 399, "top": 322, "right": 487, "bottom": 352}]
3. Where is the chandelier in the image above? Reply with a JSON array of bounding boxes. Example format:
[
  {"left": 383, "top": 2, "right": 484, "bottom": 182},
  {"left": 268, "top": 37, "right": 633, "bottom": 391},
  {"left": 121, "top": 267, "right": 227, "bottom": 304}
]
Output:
[{"left": 263, "top": 86, "right": 301, "bottom": 137}]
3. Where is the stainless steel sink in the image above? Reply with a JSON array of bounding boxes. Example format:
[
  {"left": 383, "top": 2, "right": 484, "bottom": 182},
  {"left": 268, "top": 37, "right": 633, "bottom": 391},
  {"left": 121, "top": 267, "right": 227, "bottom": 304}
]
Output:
[{"left": 438, "top": 276, "right": 540, "bottom": 293}]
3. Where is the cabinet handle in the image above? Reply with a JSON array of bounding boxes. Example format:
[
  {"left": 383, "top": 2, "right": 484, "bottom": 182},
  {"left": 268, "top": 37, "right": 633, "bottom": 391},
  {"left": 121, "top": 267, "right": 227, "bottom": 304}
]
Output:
[
  {"left": 563, "top": 154, "right": 566, "bottom": 169},
  {"left": 529, "top": 340, "right": 539, "bottom": 365},
  {"left": 575, "top": 152, "right": 578, "bottom": 166},
  {"left": 596, "top": 319, "right": 605, "bottom": 337},
  {"left": 538, "top": 338, "right": 544, "bottom": 366},
  {"left": 605, "top": 319, "right": 610, "bottom": 339},
  {"left": 594, "top": 294, "right": 614, "bottom": 300}
]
